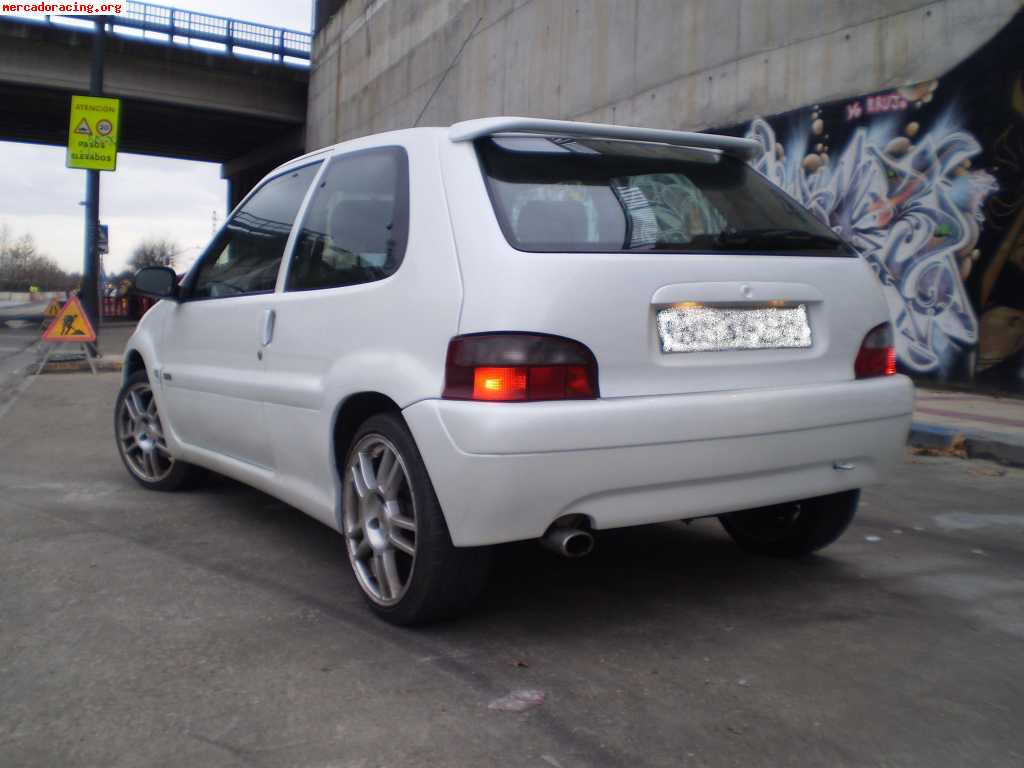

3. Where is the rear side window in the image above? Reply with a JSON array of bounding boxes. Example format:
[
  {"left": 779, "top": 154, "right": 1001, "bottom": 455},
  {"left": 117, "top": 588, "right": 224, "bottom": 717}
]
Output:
[
  {"left": 190, "top": 162, "right": 321, "bottom": 299},
  {"left": 286, "top": 147, "right": 409, "bottom": 291},
  {"left": 476, "top": 137, "right": 852, "bottom": 256}
]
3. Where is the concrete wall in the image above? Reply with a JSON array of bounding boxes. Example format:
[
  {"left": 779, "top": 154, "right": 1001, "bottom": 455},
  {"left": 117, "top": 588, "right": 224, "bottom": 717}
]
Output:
[{"left": 307, "top": 0, "right": 1022, "bottom": 149}]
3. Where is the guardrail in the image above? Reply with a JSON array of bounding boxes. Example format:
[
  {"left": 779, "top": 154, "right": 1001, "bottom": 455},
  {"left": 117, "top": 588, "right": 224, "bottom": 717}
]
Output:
[{"left": 13, "top": 0, "right": 312, "bottom": 65}]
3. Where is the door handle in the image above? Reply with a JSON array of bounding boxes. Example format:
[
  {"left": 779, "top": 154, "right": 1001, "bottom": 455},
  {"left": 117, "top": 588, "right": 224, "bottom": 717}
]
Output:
[{"left": 261, "top": 308, "right": 276, "bottom": 347}]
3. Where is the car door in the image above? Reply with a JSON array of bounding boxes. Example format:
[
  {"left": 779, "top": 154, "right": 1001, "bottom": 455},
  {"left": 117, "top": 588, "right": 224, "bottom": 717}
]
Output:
[
  {"left": 260, "top": 146, "right": 412, "bottom": 522},
  {"left": 159, "top": 161, "right": 321, "bottom": 470}
]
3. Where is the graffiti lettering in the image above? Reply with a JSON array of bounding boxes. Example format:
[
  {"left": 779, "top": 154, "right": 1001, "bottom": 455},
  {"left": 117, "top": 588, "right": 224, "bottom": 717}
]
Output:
[{"left": 865, "top": 93, "right": 909, "bottom": 115}]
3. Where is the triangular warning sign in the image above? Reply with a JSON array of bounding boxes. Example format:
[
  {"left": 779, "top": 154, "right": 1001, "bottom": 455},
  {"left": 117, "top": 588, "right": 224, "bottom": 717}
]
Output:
[
  {"left": 42, "top": 295, "right": 96, "bottom": 343},
  {"left": 74, "top": 118, "right": 91, "bottom": 136},
  {"left": 44, "top": 298, "right": 62, "bottom": 318}
]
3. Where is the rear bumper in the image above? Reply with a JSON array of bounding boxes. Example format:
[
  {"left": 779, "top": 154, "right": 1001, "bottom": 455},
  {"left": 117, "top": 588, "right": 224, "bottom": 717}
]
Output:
[{"left": 403, "top": 376, "right": 914, "bottom": 546}]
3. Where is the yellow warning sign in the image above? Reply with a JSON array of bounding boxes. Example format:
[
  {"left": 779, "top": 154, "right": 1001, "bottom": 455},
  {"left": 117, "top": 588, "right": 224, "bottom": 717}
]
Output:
[
  {"left": 42, "top": 295, "right": 97, "bottom": 343},
  {"left": 66, "top": 95, "right": 120, "bottom": 171},
  {"left": 44, "top": 298, "right": 62, "bottom": 318}
]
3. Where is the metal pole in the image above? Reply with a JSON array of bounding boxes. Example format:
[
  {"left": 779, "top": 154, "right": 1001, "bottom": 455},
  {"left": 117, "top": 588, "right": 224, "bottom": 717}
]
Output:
[{"left": 81, "top": 16, "right": 106, "bottom": 348}]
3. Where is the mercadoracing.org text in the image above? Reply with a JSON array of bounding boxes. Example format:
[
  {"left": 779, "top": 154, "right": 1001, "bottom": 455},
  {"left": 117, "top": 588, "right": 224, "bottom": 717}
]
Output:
[{"left": 2, "top": 3, "right": 123, "bottom": 14}]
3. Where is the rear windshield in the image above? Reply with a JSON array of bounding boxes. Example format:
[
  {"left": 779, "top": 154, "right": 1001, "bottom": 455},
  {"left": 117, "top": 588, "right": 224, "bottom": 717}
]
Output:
[{"left": 475, "top": 136, "right": 853, "bottom": 256}]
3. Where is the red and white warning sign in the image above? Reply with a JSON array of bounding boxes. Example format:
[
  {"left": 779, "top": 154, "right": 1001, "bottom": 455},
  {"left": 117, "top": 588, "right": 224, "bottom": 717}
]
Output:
[{"left": 41, "top": 295, "right": 97, "bottom": 344}]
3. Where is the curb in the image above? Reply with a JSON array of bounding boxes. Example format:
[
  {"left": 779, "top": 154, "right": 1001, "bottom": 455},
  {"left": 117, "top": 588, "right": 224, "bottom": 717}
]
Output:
[
  {"left": 909, "top": 421, "right": 1024, "bottom": 469},
  {"left": 38, "top": 359, "right": 122, "bottom": 375}
]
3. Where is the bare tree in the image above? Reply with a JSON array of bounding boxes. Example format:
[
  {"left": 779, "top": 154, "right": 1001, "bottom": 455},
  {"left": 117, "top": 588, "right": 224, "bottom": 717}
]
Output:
[
  {"left": 0, "top": 225, "right": 75, "bottom": 291},
  {"left": 128, "top": 238, "right": 180, "bottom": 271}
]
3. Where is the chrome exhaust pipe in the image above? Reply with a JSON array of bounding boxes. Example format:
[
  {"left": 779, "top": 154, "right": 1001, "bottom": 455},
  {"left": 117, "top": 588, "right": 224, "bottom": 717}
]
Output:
[{"left": 541, "top": 527, "right": 594, "bottom": 558}]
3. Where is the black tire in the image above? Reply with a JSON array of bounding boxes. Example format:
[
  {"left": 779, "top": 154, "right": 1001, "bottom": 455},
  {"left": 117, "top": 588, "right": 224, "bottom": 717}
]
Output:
[
  {"left": 341, "top": 412, "right": 491, "bottom": 625},
  {"left": 718, "top": 489, "right": 860, "bottom": 557},
  {"left": 114, "top": 370, "right": 202, "bottom": 492}
]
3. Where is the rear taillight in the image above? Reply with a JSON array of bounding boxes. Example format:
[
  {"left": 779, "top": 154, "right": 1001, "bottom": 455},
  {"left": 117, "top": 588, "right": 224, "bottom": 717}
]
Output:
[
  {"left": 443, "top": 333, "right": 599, "bottom": 401},
  {"left": 854, "top": 322, "right": 897, "bottom": 379}
]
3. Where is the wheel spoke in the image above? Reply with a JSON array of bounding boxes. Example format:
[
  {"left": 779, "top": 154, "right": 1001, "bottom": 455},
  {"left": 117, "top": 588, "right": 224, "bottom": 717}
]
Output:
[
  {"left": 124, "top": 393, "right": 142, "bottom": 422},
  {"left": 357, "top": 450, "right": 378, "bottom": 492},
  {"left": 390, "top": 515, "right": 416, "bottom": 532},
  {"left": 385, "top": 501, "right": 415, "bottom": 531},
  {"left": 145, "top": 396, "right": 157, "bottom": 416},
  {"left": 388, "top": 531, "right": 415, "bottom": 557},
  {"left": 131, "top": 391, "right": 147, "bottom": 420},
  {"left": 378, "top": 450, "right": 403, "bottom": 499},
  {"left": 381, "top": 549, "right": 402, "bottom": 598},
  {"left": 370, "top": 553, "right": 386, "bottom": 593},
  {"left": 142, "top": 451, "right": 157, "bottom": 478},
  {"left": 350, "top": 464, "right": 369, "bottom": 499}
]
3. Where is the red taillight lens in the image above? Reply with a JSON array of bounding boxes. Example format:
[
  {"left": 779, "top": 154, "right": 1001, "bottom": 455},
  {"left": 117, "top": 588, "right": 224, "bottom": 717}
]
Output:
[
  {"left": 444, "top": 333, "right": 599, "bottom": 401},
  {"left": 854, "top": 322, "right": 897, "bottom": 379}
]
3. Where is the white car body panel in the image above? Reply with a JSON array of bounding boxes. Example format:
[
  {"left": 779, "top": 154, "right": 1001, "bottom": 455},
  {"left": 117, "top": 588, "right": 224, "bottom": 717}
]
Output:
[
  {"left": 123, "top": 119, "right": 913, "bottom": 547},
  {"left": 405, "top": 376, "right": 912, "bottom": 545},
  {"left": 159, "top": 294, "right": 276, "bottom": 469}
]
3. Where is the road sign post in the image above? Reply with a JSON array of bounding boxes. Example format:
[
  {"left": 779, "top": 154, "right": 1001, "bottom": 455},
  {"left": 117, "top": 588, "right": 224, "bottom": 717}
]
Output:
[{"left": 67, "top": 17, "right": 116, "bottom": 352}]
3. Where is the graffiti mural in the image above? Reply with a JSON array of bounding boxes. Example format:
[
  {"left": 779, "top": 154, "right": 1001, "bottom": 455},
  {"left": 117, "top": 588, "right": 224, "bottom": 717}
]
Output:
[
  {"left": 744, "top": 109, "right": 996, "bottom": 378},
  {"left": 716, "top": 11, "right": 1024, "bottom": 393}
]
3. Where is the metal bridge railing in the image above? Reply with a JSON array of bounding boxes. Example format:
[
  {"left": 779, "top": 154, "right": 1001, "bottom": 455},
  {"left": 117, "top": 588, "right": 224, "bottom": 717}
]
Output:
[{"left": 22, "top": 0, "right": 312, "bottom": 65}]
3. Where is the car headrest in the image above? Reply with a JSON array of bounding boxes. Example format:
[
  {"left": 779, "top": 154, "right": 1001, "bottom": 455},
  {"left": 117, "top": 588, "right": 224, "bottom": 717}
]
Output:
[{"left": 515, "top": 200, "right": 589, "bottom": 246}]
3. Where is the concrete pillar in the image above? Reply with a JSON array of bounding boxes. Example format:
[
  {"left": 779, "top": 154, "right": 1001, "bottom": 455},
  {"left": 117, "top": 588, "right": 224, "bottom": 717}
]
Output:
[{"left": 221, "top": 126, "right": 306, "bottom": 210}]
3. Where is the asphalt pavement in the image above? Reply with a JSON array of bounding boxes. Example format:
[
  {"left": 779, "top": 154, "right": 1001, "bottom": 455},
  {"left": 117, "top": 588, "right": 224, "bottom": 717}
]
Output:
[
  {"left": 0, "top": 301, "right": 48, "bottom": 419},
  {"left": 0, "top": 301, "right": 44, "bottom": 365},
  {"left": 1, "top": 370, "right": 1023, "bottom": 767}
]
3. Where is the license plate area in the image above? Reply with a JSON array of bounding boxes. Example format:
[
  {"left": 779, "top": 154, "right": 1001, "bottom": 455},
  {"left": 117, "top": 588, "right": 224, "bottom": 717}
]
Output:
[{"left": 656, "top": 302, "right": 812, "bottom": 353}]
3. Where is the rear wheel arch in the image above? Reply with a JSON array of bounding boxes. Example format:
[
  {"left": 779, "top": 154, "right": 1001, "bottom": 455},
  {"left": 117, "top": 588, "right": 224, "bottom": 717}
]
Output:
[{"left": 332, "top": 392, "right": 403, "bottom": 486}]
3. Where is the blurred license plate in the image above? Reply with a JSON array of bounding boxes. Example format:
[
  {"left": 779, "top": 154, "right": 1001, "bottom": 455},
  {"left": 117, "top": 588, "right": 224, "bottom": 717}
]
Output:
[{"left": 656, "top": 304, "right": 812, "bottom": 353}]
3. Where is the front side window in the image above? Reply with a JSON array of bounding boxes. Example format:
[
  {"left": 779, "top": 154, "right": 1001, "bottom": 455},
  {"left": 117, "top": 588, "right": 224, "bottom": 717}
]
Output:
[
  {"left": 190, "top": 162, "right": 321, "bottom": 299},
  {"left": 286, "top": 147, "right": 409, "bottom": 292},
  {"left": 476, "top": 137, "right": 852, "bottom": 256}
]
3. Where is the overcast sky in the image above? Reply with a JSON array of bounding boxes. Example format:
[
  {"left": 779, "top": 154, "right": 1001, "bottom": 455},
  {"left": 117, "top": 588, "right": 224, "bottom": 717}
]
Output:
[{"left": 0, "top": 0, "right": 312, "bottom": 275}]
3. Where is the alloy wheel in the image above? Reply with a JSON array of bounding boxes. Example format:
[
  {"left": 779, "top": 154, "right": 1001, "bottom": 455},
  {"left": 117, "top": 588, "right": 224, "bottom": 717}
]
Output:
[
  {"left": 116, "top": 381, "right": 174, "bottom": 483},
  {"left": 343, "top": 434, "right": 418, "bottom": 606}
]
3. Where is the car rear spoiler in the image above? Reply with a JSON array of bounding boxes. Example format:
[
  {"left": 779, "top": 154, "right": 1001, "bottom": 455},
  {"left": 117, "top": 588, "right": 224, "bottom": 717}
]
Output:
[{"left": 448, "top": 117, "right": 761, "bottom": 160}]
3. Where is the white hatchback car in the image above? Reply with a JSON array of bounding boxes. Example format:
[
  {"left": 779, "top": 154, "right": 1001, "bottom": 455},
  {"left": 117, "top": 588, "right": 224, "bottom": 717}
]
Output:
[{"left": 120, "top": 117, "right": 913, "bottom": 624}]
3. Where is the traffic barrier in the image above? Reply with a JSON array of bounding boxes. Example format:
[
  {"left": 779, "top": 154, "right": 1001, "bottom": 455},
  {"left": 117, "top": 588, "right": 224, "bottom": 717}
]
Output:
[
  {"left": 102, "top": 297, "right": 130, "bottom": 320},
  {"left": 136, "top": 296, "right": 156, "bottom": 317},
  {"left": 101, "top": 295, "right": 156, "bottom": 321}
]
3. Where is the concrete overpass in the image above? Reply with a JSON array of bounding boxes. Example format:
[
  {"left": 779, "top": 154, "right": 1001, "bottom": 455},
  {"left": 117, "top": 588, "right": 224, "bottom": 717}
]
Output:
[{"left": 0, "top": 5, "right": 312, "bottom": 205}]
